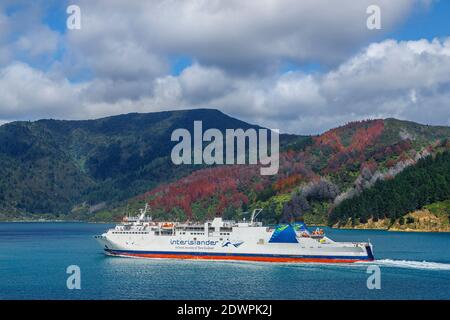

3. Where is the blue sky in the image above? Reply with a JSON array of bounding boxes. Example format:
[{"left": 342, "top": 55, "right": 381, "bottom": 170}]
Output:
[
  {"left": 0, "top": 0, "right": 449, "bottom": 134},
  {"left": 389, "top": 0, "right": 450, "bottom": 41}
]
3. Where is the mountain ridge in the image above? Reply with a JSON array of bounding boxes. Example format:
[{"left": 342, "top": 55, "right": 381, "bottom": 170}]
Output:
[
  {"left": 0, "top": 109, "right": 449, "bottom": 223},
  {"left": 96, "top": 116, "right": 450, "bottom": 225},
  {"left": 0, "top": 108, "right": 297, "bottom": 219}
]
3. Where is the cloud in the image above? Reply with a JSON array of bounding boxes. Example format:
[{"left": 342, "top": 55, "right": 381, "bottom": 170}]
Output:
[
  {"left": 0, "top": 62, "right": 82, "bottom": 120},
  {"left": 66, "top": 0, "right": 415, "bottom": 76},
  {"left": 0, "top": 1, "right": 449, "bottom": 133},
  {"left": 136, "top": 38, "right": 450, "bottom": 133},
  {"left": 1, "top": 38, "right": 450, "bottom": 133},
  {"left": 0, "top": 2, "right": 62, "bottom": 67}
]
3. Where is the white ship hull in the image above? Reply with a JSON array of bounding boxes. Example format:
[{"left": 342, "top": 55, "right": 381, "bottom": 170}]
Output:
[{"left": 95, "top": 214, "right": 374, "bottom": 263}]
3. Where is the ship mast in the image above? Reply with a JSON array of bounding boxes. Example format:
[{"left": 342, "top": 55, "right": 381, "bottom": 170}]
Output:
[
  {"left": 138, "top": 203, "right": 149, "bottom": 223},
  {"left": 250, "top": 208, "right": 263, "bottom": 225}
]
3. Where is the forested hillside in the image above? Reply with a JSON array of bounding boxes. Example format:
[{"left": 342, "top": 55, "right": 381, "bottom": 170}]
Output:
[
  {"left": 0, "top": 109, "right": 281, "bottom": 219},
  {"left": 330, "top": 151, "right": 450, "bottom": 225},
  {"left": 1, "top": 109, "right": 449, "bottom": 223},
  {"left": 112, "top": 117, "right": 450, "bottom": 225}
]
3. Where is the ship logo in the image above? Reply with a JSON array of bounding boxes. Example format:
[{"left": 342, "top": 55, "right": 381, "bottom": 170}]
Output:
[{"left": 222, "top": 241, "right": 244, "bottom": 248}]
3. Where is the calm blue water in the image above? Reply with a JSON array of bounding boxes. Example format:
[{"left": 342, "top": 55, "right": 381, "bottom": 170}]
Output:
[{"left": 0, "top": 222, "right": 449, "bottom": 300}]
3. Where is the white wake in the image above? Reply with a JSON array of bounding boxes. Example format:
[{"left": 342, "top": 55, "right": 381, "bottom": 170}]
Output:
[{"left": 359, "top": 259, "right": 450, "bottom": 270}]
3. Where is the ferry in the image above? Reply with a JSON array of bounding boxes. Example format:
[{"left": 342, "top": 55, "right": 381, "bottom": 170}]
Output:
[{"left": 94, "top": 205, "right": 374, "bottom": 263}]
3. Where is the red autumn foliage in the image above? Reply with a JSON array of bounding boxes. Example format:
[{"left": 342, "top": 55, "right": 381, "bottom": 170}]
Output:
[
  {"left": 317, "top": 120, "right": 385, "bottom": 173},
  {"left": 314, "top": 130, "right": 345, "bottom": 152},
  {"left": 135, "top": 119, "right": 424, "bottom": 220},
  {"left": 145, "top": 165, "right": 259, "bottom": 219},
  {"left": 273, "top": 174, "right": 302, "bottom": 192}
]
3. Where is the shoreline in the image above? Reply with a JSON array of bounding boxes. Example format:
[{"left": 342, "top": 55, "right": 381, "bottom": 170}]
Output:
[
  {"left": 2, "top": 220, "right": 449, "bottom": 233},
  {"left": 336, "top": 226, "right": 450, "bottom": 233},
  {"left": 0, "top": 219, "right": 111, "bottom": 224}
]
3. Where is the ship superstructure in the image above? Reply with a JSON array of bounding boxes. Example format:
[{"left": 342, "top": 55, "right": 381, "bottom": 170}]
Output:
[{"left": 95, "top": 206, "right": 374, "bottom": 263}]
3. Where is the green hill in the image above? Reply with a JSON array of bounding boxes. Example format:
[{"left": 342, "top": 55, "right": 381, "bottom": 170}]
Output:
[
  {"left": 1, "top": 109, "right": 449, "bottom": 223},
  {"left": 110, "top": 117, "right": 450, "bottom": 225},
  {"left": 0, "top": 109, "right": 281, "bottom": 220},
  {"left": 330, "top": 150, "right": 450, "bottom": 226}
]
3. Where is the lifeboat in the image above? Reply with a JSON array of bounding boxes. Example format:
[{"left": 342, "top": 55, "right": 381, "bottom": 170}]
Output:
[
  {"left": 161, "top": 222, "right": 174, "bottom": 229},
  {"left": 311, "top": 228, "right": 325, "bottom": 238},
  {"left": 300, "top": 231, "right": 310, "bottom": 238}
]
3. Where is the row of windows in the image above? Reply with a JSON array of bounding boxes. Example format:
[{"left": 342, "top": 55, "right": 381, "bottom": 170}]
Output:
[
  {"left": 178, "top": 231, "right": 230, "bottom": 236},
  {"left": 113, "top": 231, "right": 230, "bottom": 236},
  {"left": 112, "top": 231, "right": 148, "bottom": 234},
  {"left": 181, "top": 227, "right": 205, "bottom": 231}
]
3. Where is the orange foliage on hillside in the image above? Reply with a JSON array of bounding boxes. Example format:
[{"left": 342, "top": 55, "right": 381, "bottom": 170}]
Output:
[
  {"left": 273, "top": 174, "right": 302, "bottom": 192},
  {"left": 315, "top": 120, "right": 385, "bottom": 172},
  {"left": 350, "top": 120, "right": 385, "bottom": 151},
  {"left": 138, "top": 120, "right": 391, "bottom": 219},
  {"left": 143, "top": 165, "right": 260, "bottom": 219},
  {"left": 314, "top": 130, "right": 345, "bottom": 152},
  {"left": 315, "top": 120, "right": 384, "bottom": 152}
]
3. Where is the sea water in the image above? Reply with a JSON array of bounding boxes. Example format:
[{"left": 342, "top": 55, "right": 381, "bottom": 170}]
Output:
[{"left": 0, "top": 222, "right": 449, "bottom": 300}]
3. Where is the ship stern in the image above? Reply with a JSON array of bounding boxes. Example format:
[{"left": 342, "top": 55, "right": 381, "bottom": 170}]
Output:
[{"left": 364, "top": 242, "right": 375, "bottom": 261}]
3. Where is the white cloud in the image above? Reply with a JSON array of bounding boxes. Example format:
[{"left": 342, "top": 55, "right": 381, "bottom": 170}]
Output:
[
  {"left": 0, "top": 2, "right": 62, "bottom": 67},
  {"left": 0, "top": 62, "right": 82, "bottom": 120},
  {"left": 66, "top": 0, "right": 415, "bottom": 76},
  {"left": 2, "top": 38, "right": 450, "bottom": 132},
  {"left": 0, "top": 1, "right": 449, "bottom": 132},
  {"left": 147, "top": 38, "right": 450, "bottom": 133}
]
